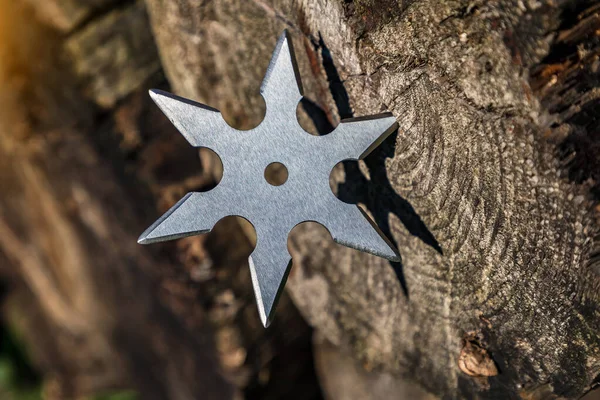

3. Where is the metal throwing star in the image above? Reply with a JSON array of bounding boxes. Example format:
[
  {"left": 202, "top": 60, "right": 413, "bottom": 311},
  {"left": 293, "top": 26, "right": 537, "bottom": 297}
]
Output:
[{"left": 138, "top": 31, "right": 400, "bottom": 327}]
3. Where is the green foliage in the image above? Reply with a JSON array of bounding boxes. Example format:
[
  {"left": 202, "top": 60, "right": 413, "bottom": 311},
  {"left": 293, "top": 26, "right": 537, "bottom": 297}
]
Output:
[
  {"left": 0, "top": 318, "right": 42, "bottom": 400},
  {"left": 0, "top": 311, "right": 137, "bottom": 400},
  {"left": 0, "top": 356, "right": 43, "bottom": 399}
]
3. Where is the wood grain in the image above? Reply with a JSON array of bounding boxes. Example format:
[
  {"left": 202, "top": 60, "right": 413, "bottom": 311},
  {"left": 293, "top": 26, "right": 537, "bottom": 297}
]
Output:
[{"left": 145, "top": 0, "right": 600, "bottom": 398}]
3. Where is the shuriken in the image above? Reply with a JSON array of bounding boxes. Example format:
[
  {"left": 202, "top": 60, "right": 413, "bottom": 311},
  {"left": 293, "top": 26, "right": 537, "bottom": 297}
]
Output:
[{"left": 138, "top": 31, "right": 400, "bottom": 327}]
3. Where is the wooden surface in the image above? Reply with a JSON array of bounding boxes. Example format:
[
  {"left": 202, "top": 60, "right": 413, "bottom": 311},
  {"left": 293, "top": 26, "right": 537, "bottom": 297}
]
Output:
[
  {"left": 0, "top": 0, "right": 598, "bottom": 399},
  {"left": 145, "top": 0, "right": 600, "bottom": 398}
]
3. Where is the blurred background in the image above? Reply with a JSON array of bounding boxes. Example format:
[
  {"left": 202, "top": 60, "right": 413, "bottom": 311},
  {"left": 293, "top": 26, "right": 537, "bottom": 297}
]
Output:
[{"left": 0, "top": 0, "right": 328, "bottom": 399}]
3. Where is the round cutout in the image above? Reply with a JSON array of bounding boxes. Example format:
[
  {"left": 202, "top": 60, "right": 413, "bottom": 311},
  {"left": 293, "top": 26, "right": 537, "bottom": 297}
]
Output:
[
  {"left": 329, "top": 160, "right": 362, "bottom": 204},
  {"left": 264, "top": 162, "right": 288, "bottom": 186},
  {"left": 296, "top": 100, "right": 335, "bottom": 136},
  {"left": 198, "top": 147, "right": 223, "bottom": 187}
]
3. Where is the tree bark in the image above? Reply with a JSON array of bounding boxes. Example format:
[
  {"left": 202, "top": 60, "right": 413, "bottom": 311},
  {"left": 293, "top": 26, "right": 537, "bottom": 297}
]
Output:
[
  {"left": 145, "top": 0, "right": 600, "bottom": 398},
  {"left": 0, "top": 0, "right": 599, "bottom": 399}
]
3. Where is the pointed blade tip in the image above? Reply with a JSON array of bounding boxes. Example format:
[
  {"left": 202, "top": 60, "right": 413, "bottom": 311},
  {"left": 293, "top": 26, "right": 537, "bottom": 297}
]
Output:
[
  {"left": 260, "top": 29, "right": 303, "bottom": 98},
  {"left": 148, "top": 89, "right": 165, "bottom": 106},
  {"left": 137, "top": 231, "right": 155, "bottom": 245},
  {"left": 371, "top": 114, "right": 398, "bottom": 133},
  {"left": 386, "top": 251, "right": 402, "bottom": 263},
  {"left": 260, "top": 312, "right": 272, "bottom": 328},
  {"left": 254, "top": 292, "right": 273, "bottom": 328},
  {"left": 249, "top": 254, "right": 286, "bottom": 329},
  {"left": 385, "top": 115, "right": 398, "bottom": 126},
  {"left": 385, "top": 118, "right": 399, "bottom": 133},
  {"left": 376, "top": 235, "right": 401, "bottom": 262},
  {"left": 137, "top": 222, "right": 172, "bottom": 245},
  {"left": 278, "top": 29, "right": 290, "bottom": 43}
]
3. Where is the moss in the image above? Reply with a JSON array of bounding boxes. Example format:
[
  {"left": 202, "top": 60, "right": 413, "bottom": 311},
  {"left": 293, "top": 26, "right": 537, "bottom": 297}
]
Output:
[{"left": 0, "top": 318, "right": 42, "bottom": 400}]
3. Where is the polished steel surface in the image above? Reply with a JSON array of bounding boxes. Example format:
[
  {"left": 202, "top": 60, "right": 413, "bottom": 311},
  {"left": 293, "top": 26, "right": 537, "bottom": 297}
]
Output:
[{"left": 138, "top": 31, "right": 399, "bottom": 327}]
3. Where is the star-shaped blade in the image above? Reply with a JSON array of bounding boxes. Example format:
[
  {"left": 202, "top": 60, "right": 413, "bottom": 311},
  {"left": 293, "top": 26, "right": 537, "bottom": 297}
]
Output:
[{"left": 139, "top": 31, "right": 400, "bottom": 327}]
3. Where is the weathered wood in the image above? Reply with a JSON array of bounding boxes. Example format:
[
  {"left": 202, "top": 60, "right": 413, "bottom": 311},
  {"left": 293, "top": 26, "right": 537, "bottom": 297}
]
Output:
[
  {"left": 0, "top": 2, "right": 234, "bottom": 398},
  {"left": 65, "top": 1, "right": 162, "bottom": 108},
  {"left": 145, "top": 0, "right": 600, "bottom": 398},
  {"left": 22, "top": 0, "right": 115, "bottom": 31},
  {"left": 1, "top": 0, "right": 599, "bottom": 398}
]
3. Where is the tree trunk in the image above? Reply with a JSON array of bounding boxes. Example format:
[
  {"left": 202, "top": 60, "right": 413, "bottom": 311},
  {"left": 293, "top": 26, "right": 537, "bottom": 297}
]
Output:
[
  {"left": 0, "top": 0, "right": 598, "bottom": 399},
  {"left": 145, "top": 0, "right": 600, "bottom": 398}
]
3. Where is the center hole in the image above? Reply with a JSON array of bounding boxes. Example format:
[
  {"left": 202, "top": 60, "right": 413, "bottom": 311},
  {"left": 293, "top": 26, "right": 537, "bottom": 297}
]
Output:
[{"left": 264, "top": 162, "right": 288, "bottom": 186}]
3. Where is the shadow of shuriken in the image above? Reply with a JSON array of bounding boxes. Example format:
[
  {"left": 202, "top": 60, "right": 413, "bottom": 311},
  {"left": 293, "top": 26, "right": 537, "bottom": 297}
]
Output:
[{"left": 301, "top": 34, "right": 443, "bottom": 299}]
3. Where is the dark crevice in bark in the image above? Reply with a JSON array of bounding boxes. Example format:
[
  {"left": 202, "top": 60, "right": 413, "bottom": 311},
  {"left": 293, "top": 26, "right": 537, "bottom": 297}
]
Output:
[
  {"left": 530, "top": 0, "right": 600, "bottom": 283},
  {"left": 531, "top": 0, "right": 600, "bottom": 199},
  {"left": 0, "top": 288, "right": 42, "bottom": 392},
  {"left": 66, "top": 0, "right": 137, "bottom": 36},
  {"left": 242, "top": 305, "right": 324, "bottom": 400}
]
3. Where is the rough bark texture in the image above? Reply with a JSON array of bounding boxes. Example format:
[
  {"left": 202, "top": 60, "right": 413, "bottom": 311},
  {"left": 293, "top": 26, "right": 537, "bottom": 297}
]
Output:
[
  {"left": 145, "top": 0, "right": 600, "bottom": 398},
  {"left": 0, "top": 0, "right": 599, "bottom": 399}
]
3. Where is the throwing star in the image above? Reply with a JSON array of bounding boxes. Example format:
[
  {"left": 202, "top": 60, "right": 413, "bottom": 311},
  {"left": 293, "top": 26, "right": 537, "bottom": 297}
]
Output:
[{"left": 138, "top": 31, "right": 400, "bottom": 327}]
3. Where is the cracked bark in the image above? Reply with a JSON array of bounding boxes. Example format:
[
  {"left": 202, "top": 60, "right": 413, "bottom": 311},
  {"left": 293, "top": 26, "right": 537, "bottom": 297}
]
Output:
[
  {"left": 145, "top": 0, "right": 600, "bottom": 398},
  {"left": 0, "top": 0, "right": 599, "bottom": 399}
]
